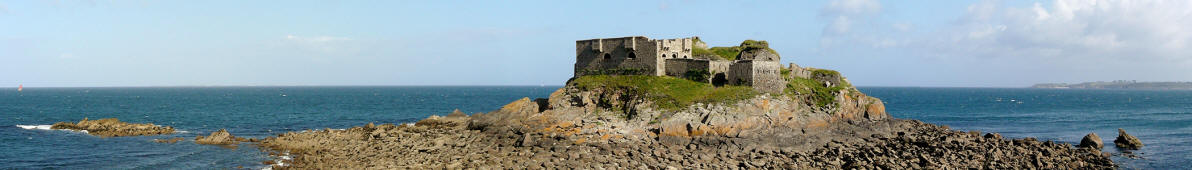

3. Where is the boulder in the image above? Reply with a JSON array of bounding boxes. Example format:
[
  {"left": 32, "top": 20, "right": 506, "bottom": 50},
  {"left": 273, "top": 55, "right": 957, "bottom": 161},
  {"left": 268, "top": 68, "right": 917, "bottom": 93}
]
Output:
[
  {"left": 1077, "top": 133, "right": 1103, "bottom": 149},
  {"left": 1113, "top": 129, "right": 1143, "bottom": 149},
  {"left": 984, "top": 133, "right": 1003, "bottom": 139},
  {"left": 195, "top": 129, "right": 239, "bottom": 145},
  {"left": 447, "top": 109, "right": 468, "bottom": 118}
]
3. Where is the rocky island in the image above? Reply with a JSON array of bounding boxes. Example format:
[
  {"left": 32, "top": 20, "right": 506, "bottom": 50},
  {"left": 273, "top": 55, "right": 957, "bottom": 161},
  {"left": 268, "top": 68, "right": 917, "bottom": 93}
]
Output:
[
  {"left": 50, "top": 118, "right": 175, "bottom": 137},
  {"left": 256, "top": 36, "right": 1116, "bottom": 169}
]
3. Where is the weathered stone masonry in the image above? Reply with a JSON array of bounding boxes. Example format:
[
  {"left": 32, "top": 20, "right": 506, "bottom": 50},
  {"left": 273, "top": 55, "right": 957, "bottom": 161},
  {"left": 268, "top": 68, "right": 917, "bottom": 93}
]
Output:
[{"left": 574, "top": 36, "right": 786, "bottom": 93}]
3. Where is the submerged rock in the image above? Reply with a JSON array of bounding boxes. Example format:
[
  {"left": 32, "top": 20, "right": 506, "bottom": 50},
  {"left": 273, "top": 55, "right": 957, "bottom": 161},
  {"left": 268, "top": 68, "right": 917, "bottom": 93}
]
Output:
[
  {"left": 1078, "top": 132, "right": 1103, "bottom": 149},
  {"left": 1114, "top": 129, "right": 1143, "bottom": 149},
  {"left": 50, "top": 118, "right": 175, "bottom": 137},
  {"left": 154, "top": 137, "right": 185, "bottom": 143},
  {"left": 195, "top": 129, "right": 239, "bottom": 145}
]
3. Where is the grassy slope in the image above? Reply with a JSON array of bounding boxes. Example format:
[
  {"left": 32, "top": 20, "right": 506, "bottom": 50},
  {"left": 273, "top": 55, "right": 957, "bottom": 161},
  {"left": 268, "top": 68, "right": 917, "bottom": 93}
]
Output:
[
  {"left": 569, "top": 75, "right": 758, "bottom": 111},
  {"left": 691, "top": 39, "right": 778, "bottom": 61}
]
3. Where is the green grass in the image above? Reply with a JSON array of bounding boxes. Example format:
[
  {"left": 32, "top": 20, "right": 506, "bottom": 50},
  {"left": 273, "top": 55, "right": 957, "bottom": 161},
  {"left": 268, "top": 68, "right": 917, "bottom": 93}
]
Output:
[
  {"left": 786, "top": 77, "right": 844, "bottom": 108},
  {"left": 708, "top": 47, "right": 741, "bottom": 60},
  {"left": 785, "top": 68, "right": 848, "bottom": 108},
  {"left": 811, "top": 69, "right": 840, "bottom": 78},
  {"left": 569, "top": 75, "right": 758, "bottom": 111},
  {"left": 740, "top": 40, "right": 769, "bottom": 49},
  {"left": 690, "top": 39, "right": 782, "bottom": 61}
]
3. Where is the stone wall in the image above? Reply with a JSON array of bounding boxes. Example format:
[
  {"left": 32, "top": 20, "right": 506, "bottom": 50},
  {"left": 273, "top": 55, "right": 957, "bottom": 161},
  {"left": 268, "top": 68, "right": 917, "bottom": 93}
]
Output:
[
  {"left": 709, "top": 60, "right": 732, "bottom": 74},
  {"left": 749, "top": 61, "right": 784, "bottom": 93},
  {"left": 727, "top": 61, "right": 755, "bottom": 86},
  {"left": 575, "top": 36, "right": 664, "bottom": 76},
  {"left": 663, "top": 59, "right": 710, "bottom": 79},
  {"left": 657, "top": 38, "right": 693, "bottom": 60},
  {"left": 573, "top": 36, "right": 782, "bottom": 93},
  {"left": 725, "top": 61, "right": 784, "bottom": 93},
  {"left": 788, "top": 63, "right": 811, "bottom": 79}
]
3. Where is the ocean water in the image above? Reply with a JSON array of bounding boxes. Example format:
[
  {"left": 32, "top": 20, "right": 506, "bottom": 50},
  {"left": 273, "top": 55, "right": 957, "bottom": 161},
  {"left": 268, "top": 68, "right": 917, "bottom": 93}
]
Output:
[
  {"left": 861, "top": 87, "right": 1192, "bottom": 169},
  {"left": 0, "top": 86, "right": 558, "bottom": 169},
  {"left": 1, "top": 87, "right": 1188, "bottom": 169}
]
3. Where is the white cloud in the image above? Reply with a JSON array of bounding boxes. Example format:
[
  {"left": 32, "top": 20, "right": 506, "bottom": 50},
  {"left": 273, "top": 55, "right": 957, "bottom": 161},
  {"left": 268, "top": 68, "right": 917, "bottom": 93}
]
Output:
[
  {"left": 814, "top": 0, "right": 1192, "bottom": 86},
  {"left": 282, "top": 35, "right": 355, "bottom": 54},
  {"left": 817, "top": 0, "right": 891, "bottom": 51},
  {"left": 927, "top": 0, "right": 1192, "bottom": 62},
  {"left": 820, "top": 0, "right": 881, "bottom": 35}
]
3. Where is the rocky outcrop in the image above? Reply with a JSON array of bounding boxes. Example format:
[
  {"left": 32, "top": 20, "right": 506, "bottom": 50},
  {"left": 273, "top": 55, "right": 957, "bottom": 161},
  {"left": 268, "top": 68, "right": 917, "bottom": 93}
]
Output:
[
  {"left": 154, "top": 137, "right": 185, "bottom": 143},
  {"left": 50, "top": 118, "right": 175, "bottom": 137},
  {"left": 1078, "top": 133, "right": 1104, "bottom": 149},
  {"left": 259, "top": 116, "right": 1113, "bottom": 169},
  {"left": 195, "top": 129, "right": 239, "bottom": 145},
  {"left": 257, "top": 83, "right": 1114, "bottom": 169},
  {"left": 1114, "top": 129, "right": 1143, "bottom": 149}
]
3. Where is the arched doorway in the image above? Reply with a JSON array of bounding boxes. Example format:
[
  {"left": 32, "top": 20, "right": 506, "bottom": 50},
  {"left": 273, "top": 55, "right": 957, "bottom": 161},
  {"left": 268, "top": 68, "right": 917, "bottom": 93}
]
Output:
[{"left": 712, "top": 73, "right": 727, "bottom": 87}]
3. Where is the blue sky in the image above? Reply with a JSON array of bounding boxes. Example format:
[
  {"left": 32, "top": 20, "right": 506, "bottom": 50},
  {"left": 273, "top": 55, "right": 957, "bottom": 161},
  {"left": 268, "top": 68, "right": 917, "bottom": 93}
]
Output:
[{"left": 2, "top": 0, "right": 1191, "bottom": 87}]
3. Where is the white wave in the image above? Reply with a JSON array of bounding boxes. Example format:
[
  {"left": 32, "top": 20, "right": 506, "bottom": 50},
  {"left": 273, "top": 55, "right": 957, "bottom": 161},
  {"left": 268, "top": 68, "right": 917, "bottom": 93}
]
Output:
[
  {"left": 261, "top": 153, "right": 294, "bottom": 170},
  {"left": 176, "top": 130, "right": 189, "bottom": 133},
  {"left": 16, "top": 125, "right": 52, "bottom": 130}
]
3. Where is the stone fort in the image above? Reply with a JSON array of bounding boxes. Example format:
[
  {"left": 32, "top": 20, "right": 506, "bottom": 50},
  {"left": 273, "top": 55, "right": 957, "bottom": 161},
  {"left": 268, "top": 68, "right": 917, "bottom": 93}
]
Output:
[{"left": 574, "top": 36, "right": 786, "bottom": 93}]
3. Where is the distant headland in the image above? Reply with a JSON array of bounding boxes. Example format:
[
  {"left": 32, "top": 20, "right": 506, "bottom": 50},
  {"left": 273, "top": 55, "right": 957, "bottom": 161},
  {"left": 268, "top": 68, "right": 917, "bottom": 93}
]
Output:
[{"left": 1032, "top": 80, "right": 1192, "bottom": 89}]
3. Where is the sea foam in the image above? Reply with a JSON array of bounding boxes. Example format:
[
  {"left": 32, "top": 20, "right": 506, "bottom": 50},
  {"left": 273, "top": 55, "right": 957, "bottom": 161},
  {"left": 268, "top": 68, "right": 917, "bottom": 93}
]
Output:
[{"left": 16, "top": 125, "right": 52, "bottom": 130}]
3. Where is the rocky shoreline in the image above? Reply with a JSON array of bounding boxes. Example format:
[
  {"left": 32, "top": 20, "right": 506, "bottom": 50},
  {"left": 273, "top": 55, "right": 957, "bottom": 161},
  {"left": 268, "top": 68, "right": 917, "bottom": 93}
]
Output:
[
  {"left": 253, "top": 84, "right": 1118, "bottom": 169},
  {"left": 257, "top": 115, "right": 1114, "bottom": 169},
  {"left": 40, "top": 78, "right": 1122, "bottom": 169}
]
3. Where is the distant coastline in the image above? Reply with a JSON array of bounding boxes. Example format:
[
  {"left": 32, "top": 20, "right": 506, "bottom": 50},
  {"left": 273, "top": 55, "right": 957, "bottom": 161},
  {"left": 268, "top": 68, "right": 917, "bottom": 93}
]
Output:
[{"left": 1032, "top": 80, "right": 1192, "bottom": 89}]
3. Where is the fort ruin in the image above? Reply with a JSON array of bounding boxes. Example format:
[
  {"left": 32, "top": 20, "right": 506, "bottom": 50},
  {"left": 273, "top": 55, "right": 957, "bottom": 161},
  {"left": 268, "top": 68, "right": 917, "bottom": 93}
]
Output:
[{"left": 574, "top": 36, "right": 787, "bottom": 93}]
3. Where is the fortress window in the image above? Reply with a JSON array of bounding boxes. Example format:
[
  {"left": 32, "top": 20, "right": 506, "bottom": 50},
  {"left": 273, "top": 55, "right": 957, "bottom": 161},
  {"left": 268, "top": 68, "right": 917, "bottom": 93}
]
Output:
[
  {"left": 628, "top": 52, "right": 637, "bottom": 59},
  {"left": 662, "top": 54, "right": 668, "bottom": 58},
  {"left": 603, "top": 53, "right": 611, "bottom": 60}
]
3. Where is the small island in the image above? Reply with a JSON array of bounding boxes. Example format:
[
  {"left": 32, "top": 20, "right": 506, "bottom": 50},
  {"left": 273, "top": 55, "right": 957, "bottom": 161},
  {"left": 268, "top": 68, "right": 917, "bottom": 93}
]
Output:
[
  {"left": 1033, "top": 80, "right": 1192, "bottom": 89},
  {"left": 50, "top": 118, "right": 175, "bottom": 137},
  {"left": 255, "top": 36, "right": 1116, "bottom": 169}
]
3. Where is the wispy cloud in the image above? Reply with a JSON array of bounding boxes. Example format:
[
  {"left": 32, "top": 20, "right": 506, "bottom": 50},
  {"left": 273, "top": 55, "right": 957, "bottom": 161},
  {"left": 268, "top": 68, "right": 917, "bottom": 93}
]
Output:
[
  {"left": 819, "top": 0, "right": 882, "bottom": 35},
  {"left": 822, "top": 0, "right": 1192, "bottom": 63},
  {"left": 282, "top": 35, "right": 355, "bottom": 54},
  {"left": 0, "top": 3, "right": 10, "bottom": 15}
]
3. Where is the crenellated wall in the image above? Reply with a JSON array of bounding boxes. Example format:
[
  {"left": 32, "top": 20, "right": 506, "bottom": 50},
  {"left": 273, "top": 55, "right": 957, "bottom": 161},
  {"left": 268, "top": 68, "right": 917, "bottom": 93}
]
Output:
[
  {"left": 575, "top": 36, "right": 662, "bottom": 76},
  {"left": 575, "top": 36, "right": 784, "bottom": 93}
]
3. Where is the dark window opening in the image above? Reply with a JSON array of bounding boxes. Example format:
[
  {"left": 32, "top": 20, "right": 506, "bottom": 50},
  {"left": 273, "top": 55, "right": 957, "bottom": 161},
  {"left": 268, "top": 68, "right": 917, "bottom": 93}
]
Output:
[
  {"left": 662, "top": 54, "right": 668, "bottom": 58},
  {"left": 712, "top": 73, "right": 727, "bottom": 87},
  {"left": 628, "top": 52, "right": 637, "bottom": 59},
  {"left": 603, "top": 53, "right": 611, "bottom": 60}
]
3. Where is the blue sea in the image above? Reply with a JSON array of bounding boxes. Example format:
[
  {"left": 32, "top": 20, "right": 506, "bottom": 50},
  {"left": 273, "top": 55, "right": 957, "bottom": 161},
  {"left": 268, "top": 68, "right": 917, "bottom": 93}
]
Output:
[{"left": 1, "top": 87, "right": 1188, "bottom": 169}]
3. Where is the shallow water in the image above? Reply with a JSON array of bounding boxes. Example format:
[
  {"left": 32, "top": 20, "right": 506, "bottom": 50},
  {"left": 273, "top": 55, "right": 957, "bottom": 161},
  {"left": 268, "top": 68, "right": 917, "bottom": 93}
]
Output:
[{"left": 0, "top": 86, "right": 1187, "bottom": 168}]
